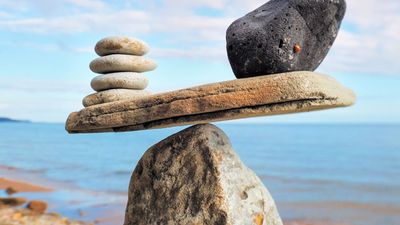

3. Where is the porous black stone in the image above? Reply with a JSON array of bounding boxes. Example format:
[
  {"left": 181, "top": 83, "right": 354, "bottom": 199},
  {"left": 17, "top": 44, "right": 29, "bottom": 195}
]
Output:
[{"left": 226, "top": 0, "right": 346, "bottom": 78}]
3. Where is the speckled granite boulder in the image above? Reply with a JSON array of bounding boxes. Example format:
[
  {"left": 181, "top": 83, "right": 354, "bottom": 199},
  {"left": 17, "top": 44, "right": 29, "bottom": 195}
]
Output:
[
  {"left": 124, "top": 124, "right": 283, "bottom": 225},
  {"left": 226, "top": 0, "right": 346, "bottom": 78}
]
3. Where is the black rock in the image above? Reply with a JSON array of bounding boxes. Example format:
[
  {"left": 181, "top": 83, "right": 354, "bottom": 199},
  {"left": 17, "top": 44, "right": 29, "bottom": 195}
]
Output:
[{"left": 226, "top": 0, "right": 346, "bottom": 78}]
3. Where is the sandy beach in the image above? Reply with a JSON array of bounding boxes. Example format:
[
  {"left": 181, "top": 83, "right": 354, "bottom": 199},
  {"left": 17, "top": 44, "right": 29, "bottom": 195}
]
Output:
[
  {"left": 0, "top": 178, "right": 52, "bottom": 192},
  {"left": 0, "top": 175, "right": 352, "bottom": 225},
  {"left": 0, "top": 176, "right": 91, "bottom": 225},
  {"left": 0, "top": 166, "right": 126, "bottom": 225},
  {"left": 284, "top": 221, "right": 350, "bottom": 225}
]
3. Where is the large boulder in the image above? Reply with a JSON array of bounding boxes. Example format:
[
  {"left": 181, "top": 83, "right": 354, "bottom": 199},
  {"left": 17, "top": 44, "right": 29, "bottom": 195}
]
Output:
[
  {"left": 124, "top": 124, "right": 283, "bottom": 225},
  {"left": 226, "top": 0, "right": 346, "bottom": 78}
]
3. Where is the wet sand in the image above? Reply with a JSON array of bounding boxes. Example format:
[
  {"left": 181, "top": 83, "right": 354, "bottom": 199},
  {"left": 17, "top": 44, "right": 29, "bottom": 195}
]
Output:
[
  {"left": 0, "top": 176, "right": 90, "bottom": 225},
  {"left": 285, "top": 220, "right": 350, "bottom": 225},
  {"left": 0, "top": 178, "right": 52, "bottom": 192},
  {"left": 1, "top": 176, "right": 350, "bottom": 225}
]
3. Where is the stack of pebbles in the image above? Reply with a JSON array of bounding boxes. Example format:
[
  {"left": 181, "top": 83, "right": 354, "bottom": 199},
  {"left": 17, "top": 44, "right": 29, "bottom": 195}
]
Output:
[{"left": 82, "top": 36, "right": 157, "bottom": 107}]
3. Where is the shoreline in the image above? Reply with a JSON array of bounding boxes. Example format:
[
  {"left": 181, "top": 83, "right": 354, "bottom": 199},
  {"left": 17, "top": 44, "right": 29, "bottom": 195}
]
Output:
[
  {"left": 0, "top": 175, "right": 352, "bottom": 225},
  {"left": 0, "top": 176, "right": 89, "bottom": 225},
  {"left": 0, "top": 170, "right": 125, "bottom": 225},
  {"left": 0, "top": 178, "right": 52, "bottom": 193},
  {"left": 285, "top": 221, "right": 350, "bottom": 225}
]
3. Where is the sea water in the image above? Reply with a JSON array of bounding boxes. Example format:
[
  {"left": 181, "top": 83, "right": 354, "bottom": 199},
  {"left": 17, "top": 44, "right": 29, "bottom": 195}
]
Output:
[{"left": 0, "top": 123, "right": 399, "bottom": 224}]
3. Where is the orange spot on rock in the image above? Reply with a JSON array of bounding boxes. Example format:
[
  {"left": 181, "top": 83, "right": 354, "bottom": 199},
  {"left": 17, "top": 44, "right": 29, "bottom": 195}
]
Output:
[
  {"left": 293, "top": 44, "right": 302, "bottom": 53},
  {"left": 255, "top": 213, "right": 264, "bottom": 225}
]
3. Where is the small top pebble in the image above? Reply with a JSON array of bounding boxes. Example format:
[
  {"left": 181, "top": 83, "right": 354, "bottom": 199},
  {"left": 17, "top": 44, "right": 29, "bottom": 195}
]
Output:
[{"left": 95, "top": 36, "right": 150, "bottom": 56}]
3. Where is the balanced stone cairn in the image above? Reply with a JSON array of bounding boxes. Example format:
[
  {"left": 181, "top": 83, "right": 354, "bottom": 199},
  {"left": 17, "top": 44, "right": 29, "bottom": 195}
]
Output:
[
  {"left": 82, "top": 37, "right": 157, "bottom": 107},
  {"left": 66, "top": 1, "right": 356, "bottom": 225}
]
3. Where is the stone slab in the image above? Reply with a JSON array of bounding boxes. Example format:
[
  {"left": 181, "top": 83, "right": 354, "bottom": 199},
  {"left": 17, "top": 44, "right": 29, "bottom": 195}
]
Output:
[{"left": 66, "top": 71, "right": 356, "bottom": 133}]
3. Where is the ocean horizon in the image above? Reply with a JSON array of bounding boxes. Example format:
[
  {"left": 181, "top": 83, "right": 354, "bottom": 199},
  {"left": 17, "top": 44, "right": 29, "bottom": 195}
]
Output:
[{"left": 0, "top": 122, "right": 399, "bottom": 224}]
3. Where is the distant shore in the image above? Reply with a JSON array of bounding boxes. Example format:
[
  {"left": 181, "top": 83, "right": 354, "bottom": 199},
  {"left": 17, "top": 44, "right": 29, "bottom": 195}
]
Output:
[{"left": 0, "top": 117, "right": 30, "bottom": 123}]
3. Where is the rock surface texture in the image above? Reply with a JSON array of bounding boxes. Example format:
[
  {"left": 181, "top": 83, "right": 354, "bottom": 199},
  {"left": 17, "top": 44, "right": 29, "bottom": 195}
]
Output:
[
  {"left": 26, "top": 200, "right": 48, "bottom": 214},
  {"left": 89, "top": 54, "right": 157, "bottom": 74},
  {"left": 66, "top": 71, "right": 356, "bottom": 133},
  {"left": 82, "top": 89, "right": 152, "bottom": 107},
  {"left": 95, "top": 36, "right": 149, "bottom": 56},
  {"left": 91, "top": 72, "right": 149, "bottom": 92},
  {"left": 226, "top": 0, "right": 346, "bottom": 78},
  {"left": 124, "top": 124, "right": 283, "bottom": 225}
]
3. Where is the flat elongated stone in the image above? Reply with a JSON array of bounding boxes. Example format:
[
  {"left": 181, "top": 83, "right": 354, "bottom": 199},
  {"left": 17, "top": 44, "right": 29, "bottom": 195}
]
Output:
[
  {"left": 90, "top": 55, "right": 157, "bottom": 74},
  {"left": 66, "top": 72, "right": 356, "bottom": 133},
  {"left": 91, "top": 72, "right": 148, "bottom": 91},
  {"left": 124, "top": 124, "right": 283, "bottom": 225},
  {"left": 95, "top": 36, "right": 150, "bottom": 56},
  {"left": 82, "top": 89, "right": 152, "bottom": 107},
  {"left": 227, "top": 0, "right": 346, "bottom": 78}
]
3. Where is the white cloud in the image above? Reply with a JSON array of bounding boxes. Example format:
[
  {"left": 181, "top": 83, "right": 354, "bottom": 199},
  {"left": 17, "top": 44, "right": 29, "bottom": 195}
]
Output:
[
  {"left": 0, "top": 101, "right": 8, "bottom": 109},
  {"left": 319, "top": 0, "right": 400, "bottom": 76},
  {"left": 0, "top": 0, "right": 399, "bottom": 76},
  {"left": 65, "top": 0, "right": 106, "bottom": 11},
  {"left": 0, "top": 10, "right": 150, "bottom": 33},
  {"left": 163, "top": 0, "right": 227, "bottom": 10},
  {"left": 0, "top": 0, "right": 28, "bottom": 10},
  {"left": 153, "top": 46, "right": 226, "bottom": 59},
  {"left": 0, "top": 11, "right": 10, "bottom": 18}
]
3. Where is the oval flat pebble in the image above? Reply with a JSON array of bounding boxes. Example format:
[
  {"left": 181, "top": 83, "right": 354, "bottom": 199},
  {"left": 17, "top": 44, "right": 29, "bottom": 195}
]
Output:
[
  {"left": 95, "top": 36, "right": 150, "bottom": 56},
  {"left": 91, "top": 72, "right": 149, "bottom": 91},
  {"left": 82, "top": 89, "right": 152, "bottom": 107},
  {"left": 90, "top": 55, "right": 157, "bottom": 74}
]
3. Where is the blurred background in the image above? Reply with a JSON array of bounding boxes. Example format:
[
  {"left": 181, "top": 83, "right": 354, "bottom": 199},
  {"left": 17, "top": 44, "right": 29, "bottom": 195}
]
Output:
[{"left": 0, "top": 1, "right": 399, "bottom": 225}]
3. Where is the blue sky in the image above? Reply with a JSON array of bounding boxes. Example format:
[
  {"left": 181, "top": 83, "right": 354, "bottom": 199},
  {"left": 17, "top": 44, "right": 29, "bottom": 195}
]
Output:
[{"left": 0, "top": 0, "right": 399, "bottom": 123}]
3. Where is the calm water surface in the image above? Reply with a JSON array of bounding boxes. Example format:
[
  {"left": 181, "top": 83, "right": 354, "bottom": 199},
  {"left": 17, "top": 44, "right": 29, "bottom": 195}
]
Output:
[{"left": 0, "top": 123, "right": 399, "bottom": 224}]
